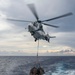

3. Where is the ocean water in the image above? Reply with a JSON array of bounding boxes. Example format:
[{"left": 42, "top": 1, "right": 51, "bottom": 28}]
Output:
[{"left": 0, "top": 56, "right": 75, "bottom": 75}]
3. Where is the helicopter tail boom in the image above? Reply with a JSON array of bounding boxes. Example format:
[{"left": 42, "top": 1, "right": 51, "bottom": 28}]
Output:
[{"left": 45, "top": 34, "right": 56, "bottom": 42}]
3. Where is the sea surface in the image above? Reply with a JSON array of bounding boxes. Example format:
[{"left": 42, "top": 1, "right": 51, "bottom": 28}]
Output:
[{"left": 0, "top": 56, "right": 75, "bottom": 75}]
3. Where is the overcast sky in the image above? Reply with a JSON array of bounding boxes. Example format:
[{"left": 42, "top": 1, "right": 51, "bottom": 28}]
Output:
[{"left": 0, "top": 0, "right": 75, "bottom": 56}]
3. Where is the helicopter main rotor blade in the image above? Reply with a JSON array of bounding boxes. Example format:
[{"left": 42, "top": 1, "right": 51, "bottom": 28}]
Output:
[
  {"left": 42, "top": 23, "right": 59, "bottom": 28},
  {"left": 27, "top": 4, "right": 39, "bottom": 21},
  {"left": 6, "top": 18, "right": 32, "bottom": 22},
  {"left": 42, "top": 12, "right": 73, "bottom": 22},
  {"left": 49, "top": 36, "right": 56, "bottom": 38}
]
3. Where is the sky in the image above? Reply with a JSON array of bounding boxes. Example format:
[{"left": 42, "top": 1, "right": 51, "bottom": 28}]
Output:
[{"left": 0, "top": 0, "right": 75, "bottom": 56}]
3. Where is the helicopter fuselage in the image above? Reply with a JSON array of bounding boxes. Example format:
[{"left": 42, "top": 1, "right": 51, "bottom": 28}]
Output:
[{"left": 28, "top": 22, "right": 50, "bottom": 42}]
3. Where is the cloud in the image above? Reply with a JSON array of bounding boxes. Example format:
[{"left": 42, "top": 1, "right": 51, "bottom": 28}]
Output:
[
  {"left": 0, "top": 0, "right": 75, "bottom": 55},
  {"left": 53, "top": 32, "right": 75, "bottom": 49},
  {"left": 0, "top": 20, "right": 14, "bottom": 31},
  {"left": 0, "top": 0, "right": 10, "bottom": 8}
]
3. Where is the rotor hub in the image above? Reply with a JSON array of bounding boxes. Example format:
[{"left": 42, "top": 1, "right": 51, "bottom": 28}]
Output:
[{"left": 37, "top": 20, "right": 41, "bottom": 23}]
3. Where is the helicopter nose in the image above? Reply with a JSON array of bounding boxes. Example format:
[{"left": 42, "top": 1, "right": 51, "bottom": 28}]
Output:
[
  {"left": 28, "top": 25, "right": 32, "bottom": 29},
  {"left": 28, "top": 25, "right": 33, "bottom": 31}
]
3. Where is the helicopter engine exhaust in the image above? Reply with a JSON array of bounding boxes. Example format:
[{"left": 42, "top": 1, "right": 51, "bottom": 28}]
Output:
[{"left": 45, "top": 34, "right": 50, "bottom": 42}]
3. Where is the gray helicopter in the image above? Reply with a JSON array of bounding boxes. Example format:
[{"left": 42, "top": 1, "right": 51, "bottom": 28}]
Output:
[{"left": 6, "top": 4, "right": 73, "bottom": 42}]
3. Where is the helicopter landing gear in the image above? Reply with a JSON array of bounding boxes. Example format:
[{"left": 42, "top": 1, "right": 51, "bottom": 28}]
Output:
[{"left": 35, "top": 38, "right": 37, "bottom": 42}]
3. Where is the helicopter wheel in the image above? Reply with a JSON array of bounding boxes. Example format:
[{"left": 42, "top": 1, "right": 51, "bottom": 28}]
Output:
[{"left": 35, "top": 38, "right": 37, "bottom": 42}]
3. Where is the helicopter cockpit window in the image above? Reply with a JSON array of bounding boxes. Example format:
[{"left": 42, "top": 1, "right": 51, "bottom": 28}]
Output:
[{"left": 33, "top": 22, "right": 38, "bottom": 27}]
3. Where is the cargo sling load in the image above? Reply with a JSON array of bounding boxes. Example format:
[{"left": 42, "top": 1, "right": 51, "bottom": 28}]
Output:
[{"left": 30, "top": 40, "right": 45, "bottom": 75}]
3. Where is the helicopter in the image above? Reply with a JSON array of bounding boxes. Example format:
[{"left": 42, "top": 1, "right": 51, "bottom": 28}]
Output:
[{"left": 6, "top": 4, "right": 73, "bottom": 42}]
